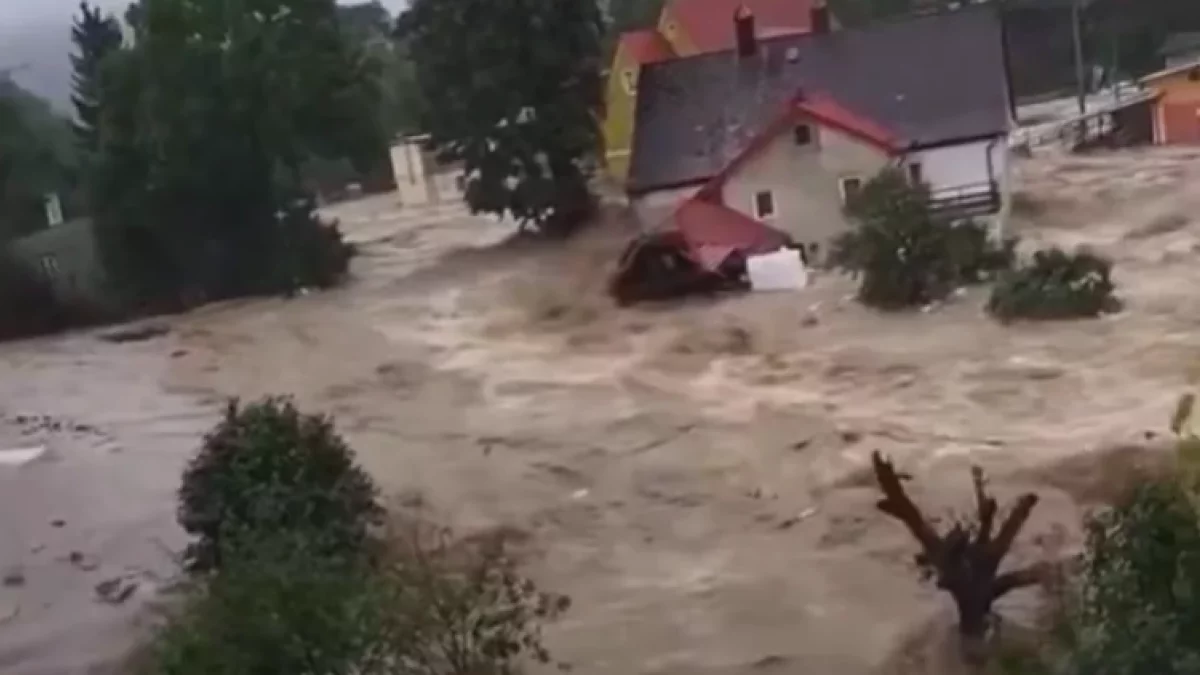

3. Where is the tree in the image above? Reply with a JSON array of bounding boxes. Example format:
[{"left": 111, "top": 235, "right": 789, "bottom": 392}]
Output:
[
  {"left": 177, "top": 397, "right": 383, "bottom": 572},
  {"left": 70, "top": 1, "right": 123, "bottom": 156},
  {"left": 829, "top": 168, "right": 1014, "bottom": 310},
  {"left": 0, "top": 80, "right": 77, "bottom": 240},
  {"left": 397, "top": 0, "right": 605, "bottom": 235},
  {"left": 872, "top": 451, "right": 1046, "bottom": 660},
  {"left": 605, "top": 0, "right": 665, "bottom": 33},
  {"left": 89, "top": 0, "right": 379, "bottom": 306}
]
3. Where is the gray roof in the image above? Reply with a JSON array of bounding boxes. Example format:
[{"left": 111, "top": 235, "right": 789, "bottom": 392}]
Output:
[{"left": 627, "top": 6, "right": 1011, "bottom": 193}]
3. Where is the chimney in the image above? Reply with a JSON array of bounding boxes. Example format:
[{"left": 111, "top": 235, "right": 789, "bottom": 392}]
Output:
[
  {"left": 734, "top": 5, "right": 757, "bottom": 58},
  {"left": 810, "top": 1, "right": 831, "bottom": 35}
]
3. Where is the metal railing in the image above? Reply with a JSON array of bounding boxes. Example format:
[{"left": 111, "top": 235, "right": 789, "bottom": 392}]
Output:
[{"left": 927, "top": 182, "right": 1001, "bottom": 219}]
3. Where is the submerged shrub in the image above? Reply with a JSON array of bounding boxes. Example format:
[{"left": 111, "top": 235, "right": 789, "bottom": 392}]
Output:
[
  {"left": 177, "top": 396, "right": 382, "bottom": 572},
  {"left": 142, "top": 524, "right": 570, "bottom": 675},
  {"left": 987, "top": 247, "right": 1118, "bottom": 322},
  {"left": 270, "top": 197, "right": 356, "bottom": 294},
  {"left": 142, "top": 534, "right": 383, "bottom": 675}
]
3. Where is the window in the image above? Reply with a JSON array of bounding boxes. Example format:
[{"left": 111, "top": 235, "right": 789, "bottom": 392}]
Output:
[
  {"left": 753, "top": 190, "right": 776, "bottom": 219},
  {"left": 1190, "top": 67, "right": 1200, "bottom": 82},
  {"left": 907, "top": 162, "right": 923, "bottom": 185},
  {"left": 793, "top": 124, "right": 813, "bottom": 146},
  {"left": 839, "top": 176, "right": 863, "bottom": 205},
  {"left": 454, "top": 174, "right": 466, "bottom": 192},
  {"left": 620, "top": 69, "right": 637, "bottom": 95}
]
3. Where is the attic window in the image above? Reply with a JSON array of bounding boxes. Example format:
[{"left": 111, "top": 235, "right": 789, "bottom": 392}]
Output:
[
  {"left": 839, "top": 176, "right": 863, "bottom": 205},
  {"left": 753, "top": 190, "right": 776, "bottom": 219},
  {"left": 621, "top": 69, "right": 637, "bottom": 95},
  {"left": 793, "top": 124, "right": 813, "bottom": 146}
]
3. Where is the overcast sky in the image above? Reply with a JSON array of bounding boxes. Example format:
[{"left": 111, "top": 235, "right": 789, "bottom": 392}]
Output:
[
  {"left": 0, "top": 0, "right": 409, "bottom": 111},
  {"left": 0, "top": 0, "right": 408, "bottom": 28}
]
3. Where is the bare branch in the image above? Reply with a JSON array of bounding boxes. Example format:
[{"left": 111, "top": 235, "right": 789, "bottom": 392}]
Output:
[
  {"left": 872, "top": 451, "right": 940, "bottom": 553},
  {"left": 991, "top": 563, "right": 1050, "bottom": 601},
  {"left": 972, "top": 466, "right": 997, "bottom": 548},
  {"left": 991, "top": 494, "right": 1039, "bottom": 562}
]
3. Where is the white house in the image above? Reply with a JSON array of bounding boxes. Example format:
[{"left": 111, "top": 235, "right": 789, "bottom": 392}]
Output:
[
  {"left": 625, "top": 5, "right": 1014, "bottom": 249},
  {"left": 389, "top": 134, "right": 468, "bottom": 208}
]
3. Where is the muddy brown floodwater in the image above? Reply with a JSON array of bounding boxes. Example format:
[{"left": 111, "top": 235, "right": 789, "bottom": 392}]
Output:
[{"left": 4, "top": 148, "right": 1200, "bottom": 675}]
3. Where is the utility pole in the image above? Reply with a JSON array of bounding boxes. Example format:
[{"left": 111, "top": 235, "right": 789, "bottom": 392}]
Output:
[{"left": 1071, "top": 0, "right": 1087, "bottom": 116}]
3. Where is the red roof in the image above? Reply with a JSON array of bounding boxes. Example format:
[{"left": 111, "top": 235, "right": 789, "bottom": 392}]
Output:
[
  {"left": 698, "top": 90, "right": 902, "bottom": 200},
  {"left": 671, "top": 198, "right": 791, "bottom": 270},
  {"left": 669, "top": 0, "right": 815, "bottom": 53},
  {"left": 617, "top": 29, "right": 675, "bottom": 65},
  {"left": 796, "top": 94, "right": 902, "bottom": 151}
]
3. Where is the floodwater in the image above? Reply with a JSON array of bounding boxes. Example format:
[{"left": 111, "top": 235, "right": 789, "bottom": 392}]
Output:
[{"left": 3, "top": 148, "right": 1200, "bottom": 675}]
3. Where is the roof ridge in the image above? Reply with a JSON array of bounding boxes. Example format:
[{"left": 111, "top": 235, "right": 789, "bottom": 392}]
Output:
[{"left": 641, "top": 3, "right": 998, "bottom": 72}]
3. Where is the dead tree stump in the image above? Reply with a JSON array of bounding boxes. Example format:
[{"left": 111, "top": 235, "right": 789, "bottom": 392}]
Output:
[{"left": 871, "top": 451, "right": 1046, "bottom": 658}]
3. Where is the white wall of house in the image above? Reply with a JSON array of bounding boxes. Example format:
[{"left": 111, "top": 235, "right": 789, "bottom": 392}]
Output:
[
  {"left": 389, "top": 141, "right": 431, "bottom": 207},
  {"left": 389, "top": 138, "right": 468, "bottom": 208},
  {"left": 630, "top": 184, "right": 702, "bottom": 229},
  {"left": 904, "top": 138, "right": 1008, "bottom": 195},
  {"left": 719, "top": 122, "right": 891, "bottom": 247}
]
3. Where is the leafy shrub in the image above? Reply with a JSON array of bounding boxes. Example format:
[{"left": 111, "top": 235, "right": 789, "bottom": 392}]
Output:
[
  {"left": 270, "top": 197, "right": 356, "bottom": 294},
  {"left": 141, "top": 524, "right": 570, "bottom": 675},
  {"left": 830, "top": 169, "right": 1014, "bottom": 310},
  {"left": 385, "top": 522, "right": 571, "bottom": 674},
  {"left": 177, "top": 396, "right": 383, "bottom": 572},
  {"left": 946, "top": 220, "right": 1018, "bottom": 284},
  {"left": 1043, "top": 481, "right": 1200, "bottom": 675},
  {"left": 987, "top": 248, "right": 1119, "bottom": 322},
  {"left": 142, "top": 534, "right": 386, "bottom": 675}
]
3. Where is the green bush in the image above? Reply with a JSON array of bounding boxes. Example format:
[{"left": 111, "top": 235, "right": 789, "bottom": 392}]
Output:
[
  {"left": 141, "top": 525, "right": 570, "bottom": 675},
  {"left": 385, "top": 524, "right": 571, "bottom": 674},
  {"left": 946, "top": 220, "right": 1018, "bottom": 284},
  {"left": 177, "top": 397, "right": 383, "bottom": 572},
  {"left": 270, "top": 197, "right": 356, "bottom": 295},
  {"left": 143, "top": 534, "right": 386, "bottom": 675},
  {"left": 1038, "top": 481, "right": 1200, "bottom": 675},
  {"left": 830, "top": 168, "right": 1014, "bottom": 310},
  {"left": 987, "top": 247, "right": 1119, "bottom": 322}
]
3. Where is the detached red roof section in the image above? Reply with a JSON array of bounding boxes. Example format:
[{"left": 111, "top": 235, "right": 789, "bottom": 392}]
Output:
[
  {"left": 670, "top": 199, "right": 791, "bottom": 271},
  {"left": 618, "top": 29, "right": 674, "bottom": 64},
  {"left": 669, "top": 0, "right": 815, "bottom": 53}
]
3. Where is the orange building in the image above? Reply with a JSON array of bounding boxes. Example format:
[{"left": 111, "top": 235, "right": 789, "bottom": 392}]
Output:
[{"left": 1142, "top": 59, "right": 1200, "bottom": 144}]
